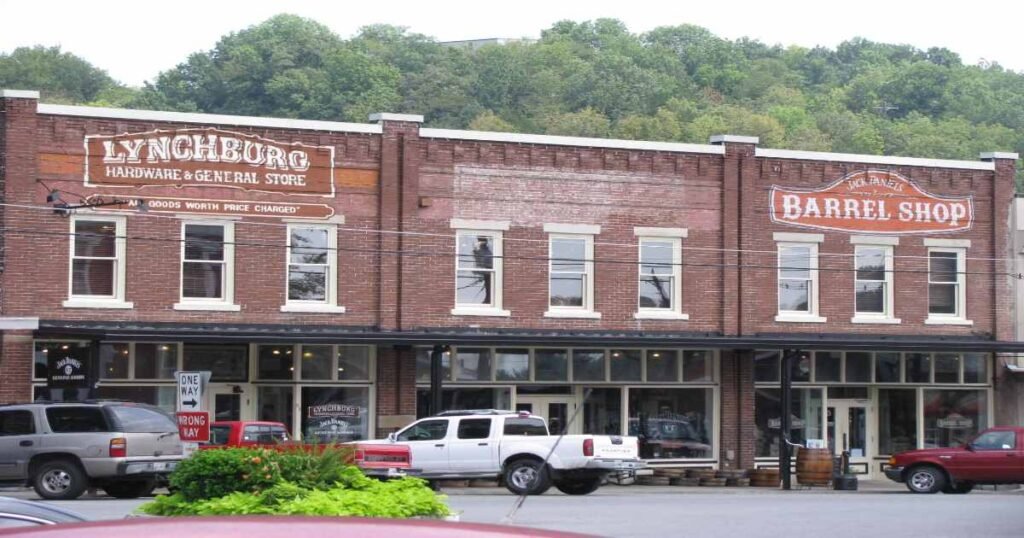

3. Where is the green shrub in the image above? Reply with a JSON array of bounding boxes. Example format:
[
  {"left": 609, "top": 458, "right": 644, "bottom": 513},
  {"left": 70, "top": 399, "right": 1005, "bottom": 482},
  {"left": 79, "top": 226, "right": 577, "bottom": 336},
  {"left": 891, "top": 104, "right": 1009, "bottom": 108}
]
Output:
[
  {"left": 170, "top": 448, "right": 282, "bottom": 502},
  {"left": 273, "top": 445, "right": 353, "bottom": 490}
]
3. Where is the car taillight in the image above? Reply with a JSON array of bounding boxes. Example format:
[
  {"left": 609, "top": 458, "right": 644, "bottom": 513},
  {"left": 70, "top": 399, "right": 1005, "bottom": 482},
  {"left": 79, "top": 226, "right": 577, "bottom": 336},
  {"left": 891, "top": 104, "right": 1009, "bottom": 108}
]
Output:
[
  {"left": 583, "top": 438, "right": 594, "bottom": 457},
  {"left": 354, "top": 448, "right": 365, "bottom": 463},
  {"left": 110, "top": 438, "right": 127, "bottom": 458}
]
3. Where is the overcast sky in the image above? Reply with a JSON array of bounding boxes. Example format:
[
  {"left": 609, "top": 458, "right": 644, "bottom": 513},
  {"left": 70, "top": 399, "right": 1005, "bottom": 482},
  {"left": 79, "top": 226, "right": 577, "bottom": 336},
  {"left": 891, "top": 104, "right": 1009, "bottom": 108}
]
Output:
[{"left": 1, "top": 0, "right": 1021, "bottom": 87}]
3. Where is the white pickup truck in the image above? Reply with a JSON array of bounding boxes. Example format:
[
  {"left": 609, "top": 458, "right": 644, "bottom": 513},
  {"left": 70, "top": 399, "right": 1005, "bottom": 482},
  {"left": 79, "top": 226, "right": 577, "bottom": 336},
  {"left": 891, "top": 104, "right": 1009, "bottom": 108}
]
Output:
[{"left": 366, "top": 410, "right": 644, "bottom": 495}]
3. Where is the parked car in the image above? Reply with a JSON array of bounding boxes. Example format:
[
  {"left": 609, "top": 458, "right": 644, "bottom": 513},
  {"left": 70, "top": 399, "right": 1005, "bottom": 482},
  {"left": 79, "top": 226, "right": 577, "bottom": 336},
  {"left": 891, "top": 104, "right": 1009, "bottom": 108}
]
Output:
[
  {"left": 0, "top": 497, "right": 87, "bottom": 528},
  {"left": 358, "top": 410, "right": 644, "bottom": 495},
  {"left": 884, "top": 426, "right": 1024, "bottom": 493},
  {"left": 0, "top": 401, "right": 183, "bottom": 500},
  {"left": 200, "top": 420, "right": 414, "bottom": 478}
]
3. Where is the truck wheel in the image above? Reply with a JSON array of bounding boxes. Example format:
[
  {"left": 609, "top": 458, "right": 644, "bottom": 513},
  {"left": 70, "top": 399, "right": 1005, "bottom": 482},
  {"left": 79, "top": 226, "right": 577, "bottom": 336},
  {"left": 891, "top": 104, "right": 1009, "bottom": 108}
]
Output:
[
  {"left": 32, "top": 460, "right": 88, "bottom": 500},
  {"left": 104, "top": 479, "right": 157, "bottom": 499},
  {"left": 554, "top": 477, "right": 602, "bottom": 495},
  {"left": 504, "top": 459, "right": 551, "bottom": 495},
  {"left": 943, "top": 483, "right": 974, "bottom": 494},
  {"left": 905, "top": 465, "right": 946, "bottom": 494}
]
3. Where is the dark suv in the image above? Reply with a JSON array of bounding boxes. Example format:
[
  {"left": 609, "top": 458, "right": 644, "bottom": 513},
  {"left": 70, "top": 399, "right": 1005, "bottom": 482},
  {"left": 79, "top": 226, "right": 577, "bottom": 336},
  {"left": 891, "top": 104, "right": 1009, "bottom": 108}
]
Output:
[{"left": 0, "top": 401, "right": 183, "bottom": 500}]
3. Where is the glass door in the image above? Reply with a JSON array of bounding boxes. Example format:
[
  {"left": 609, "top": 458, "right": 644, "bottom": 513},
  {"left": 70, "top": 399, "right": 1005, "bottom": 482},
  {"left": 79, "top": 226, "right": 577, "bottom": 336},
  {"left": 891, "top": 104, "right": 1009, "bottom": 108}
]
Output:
[
  {"left": 828, "top": 399, "right": 871, "bottom": 476},
  {"left": 515, "top": 395, "right": 579, "bottom": 434},
  {"left": 207, "top": 384, "right": 253, "bottom": 422}
]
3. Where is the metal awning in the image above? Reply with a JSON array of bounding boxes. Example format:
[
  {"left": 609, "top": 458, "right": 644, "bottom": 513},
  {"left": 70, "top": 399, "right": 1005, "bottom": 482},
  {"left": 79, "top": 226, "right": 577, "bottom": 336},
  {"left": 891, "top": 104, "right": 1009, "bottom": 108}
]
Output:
[{"left": 32, "top": 320, "right": 1024, "bottom": 353}]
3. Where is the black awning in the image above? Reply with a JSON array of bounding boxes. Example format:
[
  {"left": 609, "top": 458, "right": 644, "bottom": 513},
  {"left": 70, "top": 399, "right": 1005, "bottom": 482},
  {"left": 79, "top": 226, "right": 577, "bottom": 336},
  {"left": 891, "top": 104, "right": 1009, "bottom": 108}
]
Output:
[{"left": 32, "top": 319, "right": 1024, "bottom": 353}]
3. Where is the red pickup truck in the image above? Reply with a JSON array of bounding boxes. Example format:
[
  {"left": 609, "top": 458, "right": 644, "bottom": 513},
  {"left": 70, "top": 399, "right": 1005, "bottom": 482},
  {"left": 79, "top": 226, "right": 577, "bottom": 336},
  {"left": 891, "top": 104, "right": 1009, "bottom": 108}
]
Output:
[
  {"left": 201, "top": 421, "right": 414, "bottom": 478},
  {"left": 885, "top": 426, "right": 1024, "bottom": 493}
]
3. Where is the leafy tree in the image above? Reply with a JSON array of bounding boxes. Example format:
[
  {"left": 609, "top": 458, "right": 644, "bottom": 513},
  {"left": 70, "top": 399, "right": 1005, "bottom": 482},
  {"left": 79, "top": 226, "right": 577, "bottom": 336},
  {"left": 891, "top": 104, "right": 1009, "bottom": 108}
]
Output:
[
  {"left": 0, "top": 46, "right": 118, "bottom": 103},
  {"left": 544, "top": 108, "right": 611, "bottom": 137},
  {"left": 468, "top": 111, "right": 517, "bottom": 132}
]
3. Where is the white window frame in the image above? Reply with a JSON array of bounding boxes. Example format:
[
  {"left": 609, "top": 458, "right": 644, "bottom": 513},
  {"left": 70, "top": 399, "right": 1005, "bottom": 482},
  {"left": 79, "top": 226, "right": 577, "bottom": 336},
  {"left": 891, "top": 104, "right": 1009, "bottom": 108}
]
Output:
[
  {"left": 63, "top": 214, "right": 132, "bottom": 309},
  {"left": 174, "top": 220, "right": 239, "bottom": 311},
  {"left": 544, "top": 229, "right": 599, "bottom": 319},
  {"left": 281, "top": 224, "right": 344, "bottom": 313},
  {"left": 774, "top": 232, "right": 825, "bottom": 323},
  {"left": 851, "top": 244, "right": 899, "bottom": 323},
  {"left": 450, "top": 225, "right": 509, "bottom": 317},
  {"left": 925, "top": 246, "right": 971, "bottom": 325},
  {"left": 635, "top": 234, "right": 687, "bottom": 320}
]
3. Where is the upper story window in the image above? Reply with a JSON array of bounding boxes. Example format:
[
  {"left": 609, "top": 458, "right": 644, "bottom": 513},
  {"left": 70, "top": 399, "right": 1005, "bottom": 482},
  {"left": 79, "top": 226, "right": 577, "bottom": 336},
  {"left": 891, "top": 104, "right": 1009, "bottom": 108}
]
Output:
[
  {"left": 449, "top": 219, "right": 509, "bottom": 317},
  {"left": 543, "top": 223, "right": 600, "bottom": 318},
  {"left": 853, "top": 243, "right": 897, "bottom": 323},
  {"left": 282, "top": 225, "right": 344, "bottom": 313},
  {"left": 64, "top": 215, "right": 131, "bottom": 309},
  {"left": 175, "top": 221, "right": 238, "bottom": 311},
  {"left": 774, "top": 232, "right": 824, "bottom": 323},
  {"left": 634, "top": 227, "right": 688, "bottom": 320},
  {"left": 927, "top": 247, "right": 967, "bottom": 323}
]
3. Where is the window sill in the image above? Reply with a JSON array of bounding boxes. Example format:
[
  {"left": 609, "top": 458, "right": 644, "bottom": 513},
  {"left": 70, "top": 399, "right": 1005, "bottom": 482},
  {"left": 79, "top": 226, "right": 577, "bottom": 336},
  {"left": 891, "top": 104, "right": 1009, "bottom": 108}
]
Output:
[
  {"left": 851, "top": 317, "right": 902, "bottom": 324},
  {"left": 634, "top": 311, "right": 690, "bottom": 320},
  {"left": 924, "top": 317, "right": 973, "bottom": 326},
  {"left": 62, "top": 299, "right": 134, "bottom": 309},
  {"left": 450, "top": 307, "right": 511, "bottom": 317},
  {"left": 774, "top": 314, "right": 827, "bottom": 323},
  {"left": 173, "top": 302, "right": 241, "bottom": 312},
  {"left": 280, "top": 304, "right": 346, "bottom": 314},
  {"left": 544, "top": 310, "right": 602, "bottom": 319}
]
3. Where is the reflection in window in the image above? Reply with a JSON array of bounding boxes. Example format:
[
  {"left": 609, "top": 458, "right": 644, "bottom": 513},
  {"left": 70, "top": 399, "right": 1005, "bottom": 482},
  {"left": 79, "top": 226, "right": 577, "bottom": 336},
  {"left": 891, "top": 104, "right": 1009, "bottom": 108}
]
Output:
[
  {"left": 456, "top": 233, "right": 497, "bottom": 306},
  {"left": 572, "top": 350, "right": 606, "bottom": 382},
  {"left": 906, "top": 353, "right": 931, "bottom": 383},
  {"left": 754, "top": 388, "right": 823, "bottom": 458},
  {"left": 300, "top": 346, "right": 332, "bottom": 380},
  {"left": 609, "top": 350, "right": 641, "bottom": 382},
  {"left": 258, "top": 386, "right": 294, "bottom": 434},
  {"left": 628, "top": 388, "right": 714, "bottom": 459},
  {"left": 183, "top": 344, "right": 248, "bottom": 382},
  {"left": 415, "top": 388, "right": 511, "bottom": 418},
  {"left": 456, "top": 348, "right": 492, "bottom": 381},
  {"left": 683, "top": 350, "right": 711, "bottom": 382},
  {"left": 923, "top": 389, "right": 987, "bottom": 448},
  {"left": 754, "top": 351, "right": 780, "bottom": 383},
  {"left": 535, "top": 350, "right": 568, "bottom": 382},
  {"left": 646, "top": 350, "right": 679, "bottom": 382},
  {"left": 549, "top": 237, "right": 589, "bottom": 308},
  {"left": 134, "top": 344, "right": 178, "bottom": 380},
  {"left": 878, "top": 389, "right": 917, "bottom": 455},
  {"left": 584, "top": 388, "right": 621, "bottom": 435},
  {"left": 257, "top": 345, "right": 294, "bottom": 380},
  {"left": 934, "top": 353, "right": 960, "bottom": 384},
  {"left": 495, "top": 349, "right": 529, "bottom": 381},
  {"left": 875, "top": 352, "right": 901, "bottom": 383},
  {"left": 415, "top": 348, "right": 451, "bottom": 383},
  {"left": 963, "top": 353, "right": 987, "bottom": 384},
  {"left": 814, "top": 351, "right": 841, "bottom": 383},
  {"left": 337, "top": 346, "right": 370, "bottom": 381},
  {"left": 845, "top": 352, "right": 872, "bottom": 383},
  {"left": 301, "top": 386, "right": 369, "bottom": 442},
  {"left": 778, "top": 245, "right": 812, "bottom": 313},
  {"left": 99, "top": 343, "right": 130, "bottom": 379}
]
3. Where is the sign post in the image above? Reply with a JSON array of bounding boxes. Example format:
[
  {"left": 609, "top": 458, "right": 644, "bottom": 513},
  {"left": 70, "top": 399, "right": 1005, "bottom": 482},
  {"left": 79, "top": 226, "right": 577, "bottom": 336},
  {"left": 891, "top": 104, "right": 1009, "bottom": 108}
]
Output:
[{"left": 176, "top": 371, "right": 211, "bottom": 455}]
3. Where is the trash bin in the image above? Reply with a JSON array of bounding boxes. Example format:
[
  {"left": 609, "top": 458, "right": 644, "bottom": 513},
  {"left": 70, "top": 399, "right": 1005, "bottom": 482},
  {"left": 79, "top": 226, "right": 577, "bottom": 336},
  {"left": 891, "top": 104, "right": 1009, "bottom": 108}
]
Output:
[{"left": 832, "top": 451, "right": 858, "bottom": 491}]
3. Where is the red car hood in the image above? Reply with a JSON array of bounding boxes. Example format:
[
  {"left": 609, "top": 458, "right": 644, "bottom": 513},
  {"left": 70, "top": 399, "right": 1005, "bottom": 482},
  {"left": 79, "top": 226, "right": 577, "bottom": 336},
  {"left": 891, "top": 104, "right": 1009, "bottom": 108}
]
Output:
[{"left": 892, "top": 446, "right": 965, "bottom": 463}]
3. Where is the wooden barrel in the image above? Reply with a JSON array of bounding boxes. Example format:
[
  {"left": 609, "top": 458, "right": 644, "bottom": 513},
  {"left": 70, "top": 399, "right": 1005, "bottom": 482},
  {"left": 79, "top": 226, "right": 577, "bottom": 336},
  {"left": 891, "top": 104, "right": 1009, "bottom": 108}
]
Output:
[
  {"left": 796, "top": 448, "right": 833, "bottom": 486},
  {"left": 748, "top": 468, "right": 780, "bottom": 488}
]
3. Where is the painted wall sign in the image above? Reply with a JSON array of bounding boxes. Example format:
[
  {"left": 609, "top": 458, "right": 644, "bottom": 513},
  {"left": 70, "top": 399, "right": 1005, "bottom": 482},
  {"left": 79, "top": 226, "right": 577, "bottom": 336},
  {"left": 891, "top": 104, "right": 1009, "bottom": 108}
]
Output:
[
  {"left": 47, "top": 355, "right": 88, "bottom": 389},
  {"left": 769, "top": 170, "right": 974, "bottom": 234},
  {"left": 85, "top": 127, "right": 336, "bottom": 197},
  {"left": 86, "top": 195, "right": 335, "bottom": 220}
]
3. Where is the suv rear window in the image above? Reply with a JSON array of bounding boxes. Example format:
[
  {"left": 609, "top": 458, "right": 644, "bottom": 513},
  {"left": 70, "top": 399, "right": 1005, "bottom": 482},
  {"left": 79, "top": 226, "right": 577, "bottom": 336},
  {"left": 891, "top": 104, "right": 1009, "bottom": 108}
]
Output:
[
  {"left": 0, "top": 410, "right": 35, "bottom": 435},
  {"left": 243, "top": 425, "right": 290, "bottom": 444},
  {"left": 108, "top": 405, "right": 177, "bottom": 433},
  {"left": 504, "top": 417, "right": 548, "bottom": 436},
  {"left": 45, "top": 407, "right": 109, "bottom": 433}
]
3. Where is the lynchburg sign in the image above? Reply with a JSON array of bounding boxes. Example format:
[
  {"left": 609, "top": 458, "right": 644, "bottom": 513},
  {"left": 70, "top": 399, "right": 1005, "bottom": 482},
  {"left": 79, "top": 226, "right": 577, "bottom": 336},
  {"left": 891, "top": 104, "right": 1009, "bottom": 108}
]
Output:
[
  {"left": 769, "top": 170, "right": 973, "bottom": 234},
  {"left": 85, "top": 128, "right": 336, "bottom": 197}
]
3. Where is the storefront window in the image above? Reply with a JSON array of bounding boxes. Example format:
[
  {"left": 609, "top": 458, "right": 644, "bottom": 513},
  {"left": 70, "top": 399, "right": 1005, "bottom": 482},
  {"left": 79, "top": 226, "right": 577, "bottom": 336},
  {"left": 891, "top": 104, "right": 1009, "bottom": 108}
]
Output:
[
  {"left": 963, "top": 353, "right": 987, "bottom": 383},
  {"left": 535, "top": 350, "right": 568, "bottom": 382},
  {"left": 99, "top": 343, "right": 130, "bottom": 379},
  {"left": 572, "top": 350, "right": 606, "bottom": 382},
  {"left": 755, "top": 388, "right": 823, "bottom": 458},
  {"left": 584, "top": 388, "right": 621, "bottom": 435},
  {"left": 258, "top": 386, "right": 294, "bottom": 433},
  {"left": 301, "top": 387, "right": 369, "bottom": 442},
  {"left": 184, "top": 344, "right": 248, "bottom": 382},
  {"left": 300, "top": 346, "right": 332, "bottom": 380},
  {"left": 337, "top": 346, "right": 370, "bottom": 381},
  {"left": 923, "top": 389, "right": 987, "bottom": 448},
  {"left": 906, "top": 353, "right": 931, "bottom": 383},
  {"left": 754, "top": 351, "right": 779, "bottom": 382},
  {"left": 495, "top": 349, "right": 529, "bottom": 381},
  {"left": 790, "top": 352, "right": 811, "bottom": 382},
  {"left": 878, "top": 389, "right": 917, "bottom": 455},
  {"left": 257, "top": 345, "right": 294, "bottom": 380},
  {"left": 814, "top": 351, "right": 841, "bottom": 382},
  {"left": 933, "top": 353, "right": 960, "bottom": 384},
  {"left": 609, "top": 350, "right": 641, "bottom": 382},
  {"left": 456, "top": 349, "right": 492, "bottom": 381},
  {"left": 628, "top": 388, "right": 714, "bottom": 460},
  {"left": 95, "top": 386, "right": 176, "bottom": 413},
  {"left": 135, "top": 344, "right": 177, "bottom": 380},
  {"left": 876, "top": 352, "right": 901, "bottom": 383},
  {"left": 683, "top": 350, "right": 712, "bottom": 382},
  {"left": 845, "top": 352, "right": 871, "bottom": 383},
  {"left": 646, "top": 350, "right": 678, "bottom": 382},
  {"left": 415, "top": 348, "right": 451, "bottom": 383},
  {"left": 415, "top": 388, "right": 512, "bottom": 418}
]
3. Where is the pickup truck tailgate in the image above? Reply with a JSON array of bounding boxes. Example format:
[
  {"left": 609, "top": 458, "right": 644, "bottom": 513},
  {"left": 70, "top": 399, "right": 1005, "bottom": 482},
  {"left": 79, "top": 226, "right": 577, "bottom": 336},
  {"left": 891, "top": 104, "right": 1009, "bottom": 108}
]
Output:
[{"left": 592, "top": 436, "right": 639, "bottom": 459}]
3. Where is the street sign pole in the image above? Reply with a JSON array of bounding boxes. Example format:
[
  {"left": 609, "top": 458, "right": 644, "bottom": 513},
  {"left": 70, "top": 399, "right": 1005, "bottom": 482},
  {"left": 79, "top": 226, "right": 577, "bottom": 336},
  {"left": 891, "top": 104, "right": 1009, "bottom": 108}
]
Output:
[{"left": 176, "top": 371, "right": 211, "bottom": 455}]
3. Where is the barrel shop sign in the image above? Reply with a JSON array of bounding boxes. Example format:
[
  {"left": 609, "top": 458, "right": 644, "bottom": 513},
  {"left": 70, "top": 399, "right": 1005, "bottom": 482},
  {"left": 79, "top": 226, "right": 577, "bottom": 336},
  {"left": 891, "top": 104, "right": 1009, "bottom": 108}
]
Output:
[{"left": 769, "top": 170, "right": 974, "bottom": 234}]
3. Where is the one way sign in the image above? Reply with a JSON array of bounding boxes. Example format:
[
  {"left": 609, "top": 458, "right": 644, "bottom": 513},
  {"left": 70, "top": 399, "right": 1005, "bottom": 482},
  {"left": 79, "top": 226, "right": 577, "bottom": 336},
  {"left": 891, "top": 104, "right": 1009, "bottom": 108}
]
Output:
[{"left": 176, "top": 371, "right": 207, "bottom": 412}]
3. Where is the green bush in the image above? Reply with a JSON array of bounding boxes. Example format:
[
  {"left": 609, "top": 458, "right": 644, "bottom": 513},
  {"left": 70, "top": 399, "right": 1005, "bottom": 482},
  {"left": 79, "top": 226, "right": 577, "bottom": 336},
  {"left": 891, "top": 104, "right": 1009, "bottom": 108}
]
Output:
[{"left": 170, "top": 448, "right": 282, "bottom": 502}]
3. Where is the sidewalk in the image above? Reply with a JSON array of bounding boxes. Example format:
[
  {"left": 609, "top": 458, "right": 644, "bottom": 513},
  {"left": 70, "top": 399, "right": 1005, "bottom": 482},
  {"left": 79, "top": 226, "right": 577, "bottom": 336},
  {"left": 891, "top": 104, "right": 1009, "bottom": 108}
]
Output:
[{"left": 441, "top": 481, "right": 1024, "bottom": 496}]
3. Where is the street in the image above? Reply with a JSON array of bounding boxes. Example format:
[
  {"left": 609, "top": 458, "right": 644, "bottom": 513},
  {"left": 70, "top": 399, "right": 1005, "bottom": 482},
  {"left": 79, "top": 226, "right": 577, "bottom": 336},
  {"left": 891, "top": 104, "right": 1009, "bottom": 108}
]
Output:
[{"left": 8, "top": 485, "right": 1023, "bottom": 538}]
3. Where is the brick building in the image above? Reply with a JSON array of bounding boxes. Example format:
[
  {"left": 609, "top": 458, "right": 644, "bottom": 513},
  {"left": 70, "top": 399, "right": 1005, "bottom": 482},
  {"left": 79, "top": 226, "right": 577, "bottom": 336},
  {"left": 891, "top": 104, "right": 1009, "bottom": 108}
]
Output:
[{"left": 2, "top": 89, "right": 1022, "bottom": 478}]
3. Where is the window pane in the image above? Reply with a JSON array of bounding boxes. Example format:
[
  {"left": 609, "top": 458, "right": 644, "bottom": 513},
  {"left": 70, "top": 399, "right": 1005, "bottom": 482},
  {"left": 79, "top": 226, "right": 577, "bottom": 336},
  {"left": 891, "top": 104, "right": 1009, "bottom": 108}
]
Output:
[
  {"left": 639, "top": 277, "right": 673, "bottom": 309},
  {"left": 301, "top": 386, "right": 369, "bottom": 442},
  {"left": 628, "top": 388, "right": 714, "bottom": 459},
  {"left": 845, "top": 352, "right": 872, "bottom": 383},
  {"left": 398, "top": 419, "right": 449, "bottom": 442},
  {"left": 572, "top": 350, "right": 606, "bottom": 381},
  {"left": 457, "top": 418, "right": 492, "bottom": 439},
  {"left": 74, "top": 220, "right": 116, "bottom": 257},
  {"left": 183, "top": 262, "right": 223, "bottom": 299},
  {"left": 929, "top": 252, "right": 958, "bottom": 283},
  {"left": 923, "top": 389, "right": 987, "bottom": 448},
  {"left": 683, "top": 350, "right": 712, "bottom": 382},
  {"left": 95, "top": 386, "right": 176, "bottom": 413},
  {"left": 108, "top": 405, "right": 177, "bottom": 433},
  {"left": 0, "top": 411, "right": 36, "bottom": 435},
  {"left": 72, "top": 259, "right": 115, "bottom": 296},
  {"left": 646, "top": 350, "right": 679, "bottom": 382},
  {"left": 875, "top": 353, "right": 901, "bottom": 383},
  {"left": 928, "top": 284, "right": 956, "bottom": 315},
  {"left": 855, "top": 248, "right": 886, "bottom": 281},
  {"left": 288, "top": 265, "right": 327, "bottom": 301},
  {"left": 779, "top": 246, "right": 810, "bottom": 278},
  {"left": 457, "top": 272, "right": 493, "bottom": 305},
  {"left": 551, "top": 238, "right": 585, "bottom": 272},
  {"left": 814, "top": 351, "right": 841, "bottom": 383},
  {"left": 184, "top": 225, "right": 224, "bottom": 261},
  {"left": 415, "top": 348, "right": 451, "bottom": 383},
  {"left": 183, "top": 344, "right": 248, "bottom": 382},
  {"left": 456, "top": 348, "right": 492, "bottom": 381},
  {"left": 535, "top": 350, "right": 568, "bottom": 382},
  {"left": 300, "top": 346, "right": 333, "bottom": 380},
  {"left": 45, "top": 407, "right": 108, "bottom": 433},
  {"left": 258, "top": 386, "right": 294, "bottom": 434},
  {"left": 583, "top": 388, "right": 621, "bottom": 435},
  {"left": 550, "top": 274, "right": 584, "bottom": 307},
  {"left": 934, "top": 353, "right": 960, "bottom": 384},
  {"left": 755, "top": 388, "right": 823, "bottom": 458},
  {"left": 134, "top": 344, "right": 178, "bottom": 380},
  {"left": 416, "top": 388, "right": 510, "bottom": 418},
  {"left": 258, "top": 345, "right": 294, "bottom": 380},
  {"left": 457, "top": 234, "right": 494, "bottom": 270},
  {"left": 609, "top": 350, "right": 641, "bottom": 381},
  {"left": 963, "top": 353, "right": 987, "bottom": 383},
  {"left": 99, "top": 343, "right": 130, "bottom": 379},
  {"left": 790, "top": 352, "right": 811, "bottom": 382},
  {"left": 778, "top": 280, "right": 809, "bottom": 312},
  {"left": 906, "top": 353, "right": 932, "bottom": 383},
  {"left": 640, "top": 241, "right": 673, "bottom": 275},
  {"left": 34, "top": 342, "right": 88, "bottom": 381},
  {"left": 495, "top": 349, "right": 529, "bottom": 381},
  {"left": 878, "top": 389, "right": 917, "bottom": 454},
  {"left": 855, "top": 282, "right": 885, "bottom": 313},
  {"left": 337, "top": 346, "right": 370, "bottom": 381},
  {"left": 754, "top": 351, "right": 780, "bottom": 383},
  {"left": 289, "top": 228, "right": 329, "bottom": 264}
]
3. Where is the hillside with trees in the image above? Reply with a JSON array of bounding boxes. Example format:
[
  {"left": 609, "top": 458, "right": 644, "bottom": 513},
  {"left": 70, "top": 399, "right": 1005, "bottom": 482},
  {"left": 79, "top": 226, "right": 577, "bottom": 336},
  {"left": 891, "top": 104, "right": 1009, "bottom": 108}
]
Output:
[{"left": 3, "top": 14, "right": 1023, "bottom": 173}]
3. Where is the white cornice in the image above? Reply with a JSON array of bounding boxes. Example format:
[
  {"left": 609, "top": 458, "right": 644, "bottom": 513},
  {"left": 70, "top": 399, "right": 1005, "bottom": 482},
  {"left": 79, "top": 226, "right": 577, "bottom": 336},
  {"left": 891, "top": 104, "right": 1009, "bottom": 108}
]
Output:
[
  {"left": 0, "top": 89, "right": 40, "bottom": 99},
  {"left": 369, "top": 113, "right": 424, "bottom": 123},
  {"left": 757, "top": 148, "right": 994, "bottom": 171}
]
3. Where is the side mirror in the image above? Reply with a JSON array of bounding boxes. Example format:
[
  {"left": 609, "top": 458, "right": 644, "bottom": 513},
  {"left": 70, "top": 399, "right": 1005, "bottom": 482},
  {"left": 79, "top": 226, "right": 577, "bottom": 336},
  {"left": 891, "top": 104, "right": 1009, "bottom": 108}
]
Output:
[
  {"left": 965, "top": 443, "right": 975, "bottom": 451},
  {"left": 387, "top": 432, "right": 397, "bottom": 443}
]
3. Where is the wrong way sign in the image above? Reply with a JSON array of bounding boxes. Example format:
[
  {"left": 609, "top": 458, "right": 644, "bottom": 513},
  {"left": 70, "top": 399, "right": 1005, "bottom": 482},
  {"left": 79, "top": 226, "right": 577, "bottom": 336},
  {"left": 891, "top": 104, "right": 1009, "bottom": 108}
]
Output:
[{"left": 177, "top": 411, "right": 210, "bottom": 442}]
